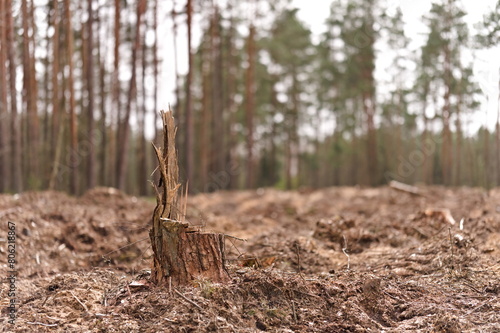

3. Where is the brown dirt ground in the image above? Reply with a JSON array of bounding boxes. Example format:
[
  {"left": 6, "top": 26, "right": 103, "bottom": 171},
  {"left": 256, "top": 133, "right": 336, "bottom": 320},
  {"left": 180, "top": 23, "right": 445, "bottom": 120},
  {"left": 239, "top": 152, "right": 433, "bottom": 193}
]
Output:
[{"left": 1, "top": 185, "right": 499, "bottom": 332}]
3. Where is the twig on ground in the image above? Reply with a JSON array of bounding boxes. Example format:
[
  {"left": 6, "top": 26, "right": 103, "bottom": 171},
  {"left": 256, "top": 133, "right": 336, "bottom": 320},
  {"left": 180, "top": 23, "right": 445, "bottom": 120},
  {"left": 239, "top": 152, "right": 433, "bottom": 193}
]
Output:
[
  {"left": 466, "top": 296, "right": 497, "bottom": 315},
  {"left": 70, "top": 290, "right": 88, "bottom": 312},
  {"left": 342, "top": 235, "right": 350, "bottom": 270},
  {"left": 227, "top": 237, "right": 244, "bottom": 258},
  {"left": 291, "top": 300, "right": 297, "bottom": 323},
  {"left": 292, "top": 289, "right": 321, "bottom": 299},
  {"left": 224, "top": 234, "right": 247, "bottom": 242},
  {"left": 164, "top": 317, "right": 177, "bottom": 323},
  {"left": 294, "top": 242, "right": 305, "bottom": 281},
  {"left": 101, "top": 236, "right": 150, "bottom": 259},
  {"left": 174, "top": 288, "right": 202, "bottom": 311},
  {"left": 126, "top": 283, "right": 132, "bottom": 296},
  {"left": 26, "top": 321, "right": 58, "bottom": 327},
  {"left": 41, "top": 294, "right": 51, "bottom": 307},
  {"left": 462, "top": 282, "right": 482, "bottom": 294},
  {"left": 448, "top": 227, "right": 455, "bottom": 271}
]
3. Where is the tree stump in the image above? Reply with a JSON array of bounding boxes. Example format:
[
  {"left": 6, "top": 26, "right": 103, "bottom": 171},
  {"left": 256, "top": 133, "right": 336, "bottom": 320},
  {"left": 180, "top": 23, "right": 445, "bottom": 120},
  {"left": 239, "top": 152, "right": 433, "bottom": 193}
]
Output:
[{"left": 149, "top": 110, "right": 229, "bottom": 286}]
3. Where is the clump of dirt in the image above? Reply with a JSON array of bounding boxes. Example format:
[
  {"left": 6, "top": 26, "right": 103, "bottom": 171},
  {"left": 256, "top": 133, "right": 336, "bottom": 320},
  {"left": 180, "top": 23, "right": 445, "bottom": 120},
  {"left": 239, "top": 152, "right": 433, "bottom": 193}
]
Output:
[{"left": 1, "top": 185, "right": 500, "bottom": 332}]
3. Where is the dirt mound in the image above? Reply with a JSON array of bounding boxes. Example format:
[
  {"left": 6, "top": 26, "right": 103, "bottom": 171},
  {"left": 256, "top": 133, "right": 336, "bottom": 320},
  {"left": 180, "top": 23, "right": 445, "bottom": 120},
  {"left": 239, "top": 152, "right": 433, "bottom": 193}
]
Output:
[
  {"left": 1, "top": 186, "right": 500, "bottom": 332},
  {"left": 0, "top": 190, "right": 153, "bottom": 278},
  {"left": 80, "top": 187, "right": 132, "bottom": 206}
]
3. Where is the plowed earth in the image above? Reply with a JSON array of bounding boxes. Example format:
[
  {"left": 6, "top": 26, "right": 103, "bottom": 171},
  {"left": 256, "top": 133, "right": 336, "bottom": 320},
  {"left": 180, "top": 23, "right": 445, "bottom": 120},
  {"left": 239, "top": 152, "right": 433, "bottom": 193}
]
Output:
[{"left": 1, "top": 186, "right": 499, "bottom": 332}]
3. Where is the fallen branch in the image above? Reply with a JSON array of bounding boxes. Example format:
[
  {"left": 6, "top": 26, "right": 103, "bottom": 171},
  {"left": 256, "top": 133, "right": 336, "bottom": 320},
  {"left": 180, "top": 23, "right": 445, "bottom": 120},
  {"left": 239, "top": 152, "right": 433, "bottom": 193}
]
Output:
[
  {"left": 291, "top": 300, "right": 297, "bottom": 324},
  {"left": 174, "top": 288, "right": 202, "bottom": 311},
  {"left": 26, "top": 321, "right": 58, "bottom": 327},
  {"left": 466, "top": 296, "right": 498, "bottom": 315},
  {"left": 389, "top": 180, "right": 420, "bottom": 196},
  {"left": 224, "top": 234, "right": 247, "bottom": 242},
  {"left": 70, "top": 290, "right": 89, "bottom": 312}
]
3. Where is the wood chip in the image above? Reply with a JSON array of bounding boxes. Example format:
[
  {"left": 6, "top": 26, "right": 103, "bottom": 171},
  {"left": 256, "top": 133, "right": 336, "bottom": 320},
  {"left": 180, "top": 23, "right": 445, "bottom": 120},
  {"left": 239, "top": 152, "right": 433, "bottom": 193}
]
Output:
[
  {"left": 424, "top": 208, "right": 456, "bottom": 225},
  {"left": 389, "top": 181, "right": 420, "bottom": 195}
]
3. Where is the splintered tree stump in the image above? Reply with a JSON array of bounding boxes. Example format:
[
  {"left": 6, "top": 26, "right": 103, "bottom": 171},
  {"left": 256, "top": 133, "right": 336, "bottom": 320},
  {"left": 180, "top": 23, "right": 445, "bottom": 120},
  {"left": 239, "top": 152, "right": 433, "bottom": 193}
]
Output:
[
  {"left": 151, "top": 219, "right": 229, "bottom": 285},
  {"left": 149, "top": 110, "right": 229, "bottom": 286}
]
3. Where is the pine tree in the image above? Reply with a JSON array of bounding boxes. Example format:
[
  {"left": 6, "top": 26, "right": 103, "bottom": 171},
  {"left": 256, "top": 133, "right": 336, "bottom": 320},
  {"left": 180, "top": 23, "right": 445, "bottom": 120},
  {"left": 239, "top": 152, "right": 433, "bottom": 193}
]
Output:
[
  {"left": 0, "top": 0, "right": 9, "bottom": 192},
  {"left": 263, "top": 8, "right": 314, "bottom": 189},
  {"left": 116, "top": 0, "right": 146, "bottom": 191},
  {"left": 476, "top": 0, "right": 500, "bottom": 185},
  {"left": 6, "top": 0, "right": 22, "bottom": 192},
  {"left": 63, "top": 0, "right": 78, "bottom": 194},
  {"left": 421, "top": 0, "right": 469, "bottom": 185},
  {"left": 85, "top": 0, "right": 96, "bottom": 190}
]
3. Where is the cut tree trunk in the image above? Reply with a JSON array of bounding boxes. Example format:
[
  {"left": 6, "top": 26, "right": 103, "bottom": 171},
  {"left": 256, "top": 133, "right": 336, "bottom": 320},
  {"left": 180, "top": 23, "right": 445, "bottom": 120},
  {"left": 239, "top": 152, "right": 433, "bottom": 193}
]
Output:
[{"left": 150, "top": 110, "right": 230, "bottom": 286}]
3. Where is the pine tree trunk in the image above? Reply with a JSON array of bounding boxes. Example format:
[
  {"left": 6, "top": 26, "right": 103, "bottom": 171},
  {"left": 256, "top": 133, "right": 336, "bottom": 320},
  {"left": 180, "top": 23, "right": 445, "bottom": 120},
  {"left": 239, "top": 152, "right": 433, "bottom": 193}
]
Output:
[
  {"left": 117, "top": 0, "right": 145, "bottom": 191},
  {"left": 454, "top": 103, "right": 462, "bottom": 186},
  {"left": 185, "top": 0, "right": 194, "bottom": 189},
  {"left": 211, "top": 5, "right": 225, "bottom": 182},
  {"left": 171, "top": 0, "right": 183, "bottom": 169},
  {"left": 8, "top": 0, "right": 22, "bottom": 193},
  {"left": 112, "top": 0, "right": 121, "bottom": 189},
  {"left": 289, "top": 70, "right": 300, "bottom": 188},
  {"left": 151, "top": 0, "right": 160, "bottom": 188},
  {"left": 42, "top": 7, "right": 51, "bottom": 180},
  {"left": 138, "top": 14, "right": 148, "bottom": 196},
  {"left": 496, "top": 121, "right": 500, "bottom": 187},
  {"left": 496, "top": 69, "right": 500, "bottom": 186},
  {"left": 225, "top": 3, "right": 237, "bottom": 189},
  {"left": 150, "top": 111, "right": 230, "bottom": 286},
  {"left": 363, "top": 92, "right": 378, "bottom": 186},
  {"left": 97, "top": 5, "right": 107, "bottom": 187},
  {"left": 22, "top": 0, "right": 40, "bottom": 188},
  {"left": 441, "top": 10, "right": 453, "bottom": 186},
  {"left": 48, "top": 2, "right": 61, "bottom": 190},
  {"left": 420, "top": 84, "right": 430, "bottom": 184},
  {"left": 64, "top": 0, "right": 78, "bottom": 194},
  {"left": 201, "top": 46, "right": 211, "bottom": 190},
  {"left": 0, "top": 0, "right": 9, "bottom": 192},
  {"left": 86, "top": 0, "right": 96, "bottom": 190},
  {"left": 245, "top": 24, "right": 256, "bottom": 189},
  {"left": 484, "top": 128, "right": 490, "bottom": 188}
]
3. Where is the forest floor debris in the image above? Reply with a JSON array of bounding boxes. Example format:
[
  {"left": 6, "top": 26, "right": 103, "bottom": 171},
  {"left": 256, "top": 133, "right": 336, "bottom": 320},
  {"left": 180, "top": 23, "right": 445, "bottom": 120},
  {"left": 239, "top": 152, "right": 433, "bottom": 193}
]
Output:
[{"left": 1, "top": 185, "right": 499, "bottom": 332}]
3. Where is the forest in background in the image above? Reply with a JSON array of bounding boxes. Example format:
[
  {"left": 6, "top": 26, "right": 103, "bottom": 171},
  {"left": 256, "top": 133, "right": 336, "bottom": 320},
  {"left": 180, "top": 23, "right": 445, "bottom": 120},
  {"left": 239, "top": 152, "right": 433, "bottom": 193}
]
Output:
[{"left": 0, "top": 0, "right": 499, "bottom": 196}]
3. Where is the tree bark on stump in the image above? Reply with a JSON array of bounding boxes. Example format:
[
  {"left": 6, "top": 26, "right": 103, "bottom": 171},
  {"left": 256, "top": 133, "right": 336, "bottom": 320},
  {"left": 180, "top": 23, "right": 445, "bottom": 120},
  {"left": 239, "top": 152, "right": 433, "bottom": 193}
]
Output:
[{"left": 150, "top": 110, "right": 229, "bottom": 286}]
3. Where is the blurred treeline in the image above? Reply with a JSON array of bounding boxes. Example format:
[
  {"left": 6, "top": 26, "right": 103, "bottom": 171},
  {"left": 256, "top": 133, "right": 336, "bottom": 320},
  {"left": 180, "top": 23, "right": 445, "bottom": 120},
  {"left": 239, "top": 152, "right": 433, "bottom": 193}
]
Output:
[{"left": 0, "top": 0, "right": 499, "bottom": 195}]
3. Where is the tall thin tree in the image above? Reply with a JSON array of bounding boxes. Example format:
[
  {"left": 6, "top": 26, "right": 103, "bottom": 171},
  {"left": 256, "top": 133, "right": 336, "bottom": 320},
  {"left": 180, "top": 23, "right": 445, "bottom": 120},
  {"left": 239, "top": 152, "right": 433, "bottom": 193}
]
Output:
[
  {"left": 0, "top": 0, "right": 9, "bottom": 192},
  {"left": 116, "top": 0, "right": 146, "bottom": 190},
  {"left": 49, "top": 1, "right": 64, "bottom": 190},
  {"left": 185, "top": 0, "right": 194, "bottom": 188},
  {"left": 22, "top": 0, "right": 40, "bottom": 187},
  {"left": 210, "top": 4, "right": 225, "bottom": 181},
  {"left": 86, "top": 0, "right": 96, "bottom": 190},
  {"left": 112, "top": 0, "right": 121, "bottom": 188},
  {"left": 137, "top": 6, "right": 149, "bottom": 195},
  {"left": 6, "top": 0, "right": 22, "bottom": 192},
  {"left": 64, "top": 0, "right": 78, "bottom": 194},
  {"left": 245, "top": 23, "right": 256, "bottom": 188}
]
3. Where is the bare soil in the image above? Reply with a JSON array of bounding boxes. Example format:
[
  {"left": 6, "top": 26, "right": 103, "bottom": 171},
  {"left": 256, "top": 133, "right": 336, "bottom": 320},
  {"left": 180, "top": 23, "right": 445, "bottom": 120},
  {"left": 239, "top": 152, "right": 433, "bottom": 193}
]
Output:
[{"left": 1, "top": 186, "right": 499, "bottom": 332}]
